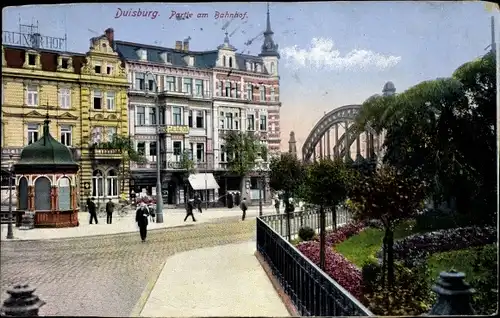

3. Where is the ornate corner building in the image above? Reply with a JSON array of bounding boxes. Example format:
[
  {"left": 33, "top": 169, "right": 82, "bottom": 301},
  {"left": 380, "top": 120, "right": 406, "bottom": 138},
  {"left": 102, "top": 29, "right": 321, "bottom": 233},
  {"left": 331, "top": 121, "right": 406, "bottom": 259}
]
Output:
[{"left": 1, "top": 30, "right": 129, "bottom": 207}]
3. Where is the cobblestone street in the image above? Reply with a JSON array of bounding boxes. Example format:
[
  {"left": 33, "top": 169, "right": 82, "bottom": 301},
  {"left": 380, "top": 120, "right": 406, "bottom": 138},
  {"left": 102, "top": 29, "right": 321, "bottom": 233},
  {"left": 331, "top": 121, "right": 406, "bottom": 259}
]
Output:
[{"left": 0, "top": 219, "right": 256, "bottom": 317}]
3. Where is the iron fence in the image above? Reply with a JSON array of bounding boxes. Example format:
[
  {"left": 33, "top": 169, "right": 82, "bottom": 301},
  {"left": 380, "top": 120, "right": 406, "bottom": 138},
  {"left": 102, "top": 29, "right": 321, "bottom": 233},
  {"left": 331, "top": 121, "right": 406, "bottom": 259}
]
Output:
[
  {"left": 256, "top": 217, "right": 373, "bottom": 316},
  {"left": 263, "top": 207, "right": 352, "bottom": 238}
]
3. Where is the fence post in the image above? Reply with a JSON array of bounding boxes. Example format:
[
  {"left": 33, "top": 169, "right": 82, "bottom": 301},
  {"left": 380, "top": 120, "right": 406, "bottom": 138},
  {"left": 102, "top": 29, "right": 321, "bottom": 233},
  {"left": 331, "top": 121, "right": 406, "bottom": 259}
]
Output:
[
  {"left": 1, "top": 283, "right": 46, "bottom": 316},
  {"left": 428, "top": 271, "right": 475, "bottom": 315}
]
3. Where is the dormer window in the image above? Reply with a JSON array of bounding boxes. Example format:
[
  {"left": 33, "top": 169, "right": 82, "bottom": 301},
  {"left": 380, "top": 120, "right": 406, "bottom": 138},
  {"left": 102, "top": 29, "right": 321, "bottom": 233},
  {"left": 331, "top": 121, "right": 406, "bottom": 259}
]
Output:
[
  {"left": 270, "top": 62, "right": 275, "bottom": 73},
  {"left": 256, "top": 64, "right": 261, "bottom": 72},
  {"left": 229, "top": 57, "right": 233, "bottom": 68},
  {"left": 246, "top": 61, "right": 250, "bottom": 70},
  {"left": 106, "top": 65, "right": 113, "bottom": 75},
  {"left": 61, "top": 58, "right": 69, "bottom": 69},
  {"left": 160, "top": 52, "right": 172, "bottom": 64},
  {"left": 94, "top": 64, "right": 101, "bottom": 74},
  {"left": 28, "top": 54, "right": 36, "bottom": 66},
  {"left": 137, "top": 49, "right": 147, "bottom": 61},
  {"left": 223, "top": 56, "right": 226, "bottom": 67}
]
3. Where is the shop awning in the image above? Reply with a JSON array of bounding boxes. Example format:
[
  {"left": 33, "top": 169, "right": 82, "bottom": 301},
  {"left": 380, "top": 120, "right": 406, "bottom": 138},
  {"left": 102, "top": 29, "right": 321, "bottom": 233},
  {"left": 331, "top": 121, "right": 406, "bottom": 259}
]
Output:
[{"left": 188, "top": 173, "right": 220, "bottom": 190}]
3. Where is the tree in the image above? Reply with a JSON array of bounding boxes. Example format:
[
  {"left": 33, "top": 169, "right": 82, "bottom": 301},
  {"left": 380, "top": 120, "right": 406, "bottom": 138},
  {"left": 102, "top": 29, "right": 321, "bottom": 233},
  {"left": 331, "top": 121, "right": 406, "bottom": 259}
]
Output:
[
  {"left": 179, "top": 150, "right": 195, "bottom": 201},
  {"left": 222, "top": 131, "right": 262, "bottom": 194},
  {"left": 349, "top": 165, "right": 428, "bottom": 288},
  {"left": 302, "top": 158, "right": 352, "bottom": 269},
  {"left": 269, "top": 153, "right": 305, "bottom": 240}
]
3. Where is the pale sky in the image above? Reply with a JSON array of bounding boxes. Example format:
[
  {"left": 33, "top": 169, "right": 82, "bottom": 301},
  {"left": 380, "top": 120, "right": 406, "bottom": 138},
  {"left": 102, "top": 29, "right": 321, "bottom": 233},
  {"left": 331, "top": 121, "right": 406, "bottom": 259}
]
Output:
[{"left": 2, "top": 2, "right": 498, "bottom": 152}]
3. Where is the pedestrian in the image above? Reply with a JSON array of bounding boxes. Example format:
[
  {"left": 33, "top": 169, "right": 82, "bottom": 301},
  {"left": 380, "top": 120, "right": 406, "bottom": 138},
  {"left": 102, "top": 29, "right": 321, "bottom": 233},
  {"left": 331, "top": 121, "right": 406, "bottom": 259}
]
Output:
[
  {"left": 184, "top": 199, "right": 197, "bottom": 222},
  {"left": 88, "top": 197, "right": 98, "bottom": 224},
  {"left": 135, "top": 202, "right": 150, "bottom": 242},
  {"left": 274, "top": 197, "right": 280, "bottom": 214},
  {"left": 194, "top": 194, "right": 203, "bottom": 213},
  {"left": 106, "top": 198, "right": 114, "bottom": 224},
  {"left": 240, "top": 197, "right": 248, "bottom": 221}
]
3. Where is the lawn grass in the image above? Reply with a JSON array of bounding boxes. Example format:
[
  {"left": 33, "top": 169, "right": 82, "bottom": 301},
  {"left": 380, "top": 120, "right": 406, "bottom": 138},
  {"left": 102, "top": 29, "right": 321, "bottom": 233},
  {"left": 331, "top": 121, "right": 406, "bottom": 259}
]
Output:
[{"left": 335, "top": 219, "right": 418, "bottom": 267}]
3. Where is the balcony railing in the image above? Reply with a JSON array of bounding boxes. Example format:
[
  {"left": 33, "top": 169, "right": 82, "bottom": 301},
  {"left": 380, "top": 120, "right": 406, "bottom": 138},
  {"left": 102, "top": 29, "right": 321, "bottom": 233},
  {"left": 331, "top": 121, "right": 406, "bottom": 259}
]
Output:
[{"left": 256, "top": 214, "right": 373, "bottom": 316}]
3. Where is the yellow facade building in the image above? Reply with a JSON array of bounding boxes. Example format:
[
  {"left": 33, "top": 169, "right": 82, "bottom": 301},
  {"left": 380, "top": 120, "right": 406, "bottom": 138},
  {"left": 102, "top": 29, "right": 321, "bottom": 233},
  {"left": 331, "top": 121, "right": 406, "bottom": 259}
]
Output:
[{"left": 1, "top": 29, "right": 129, "bottom": 207}]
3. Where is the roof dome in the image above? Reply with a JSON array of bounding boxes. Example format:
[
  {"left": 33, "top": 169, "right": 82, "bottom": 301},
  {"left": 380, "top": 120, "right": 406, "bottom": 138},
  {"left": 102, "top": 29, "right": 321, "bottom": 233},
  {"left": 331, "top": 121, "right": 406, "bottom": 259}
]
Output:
[
  {"left": 382, "top": 81, "right": 396, "bottom": 96},
  {"left": 14, "top": 117, "right": 78, "bottom": 173}
]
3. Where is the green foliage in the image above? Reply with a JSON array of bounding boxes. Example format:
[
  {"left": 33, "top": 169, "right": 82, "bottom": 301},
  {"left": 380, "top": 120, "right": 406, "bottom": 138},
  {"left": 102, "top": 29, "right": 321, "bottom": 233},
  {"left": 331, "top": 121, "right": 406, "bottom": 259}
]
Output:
[
  {"left": 302, "top": 158, "right": 352, "bottom": 208},
  {"left": 269, "top": 153, "right": 304, "bottom": 198},
  {"left": 94, "top": 134, "right": 146, "bottom": 164},
  {"left": 363, "top": 261, "right": 435, "bottom": 316},
  {"left": 414, "top": 209, "right": 475, "bottom": 232},
  {"left": 179, "top": 150, "right": 195, "bottom": 175},
  {"left": 222, "top": 131, "right": 261, "bottom": 177},
  {"left": 298, "top": 226, "right": 316, "bottom": 241}
]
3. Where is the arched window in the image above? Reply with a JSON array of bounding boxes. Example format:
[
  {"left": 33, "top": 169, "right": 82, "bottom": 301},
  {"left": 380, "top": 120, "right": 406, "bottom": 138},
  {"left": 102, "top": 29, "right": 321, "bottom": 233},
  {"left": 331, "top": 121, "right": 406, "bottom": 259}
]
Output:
[
  {"left": 34, "top": 177, "right": 51, "bottom": 210},
  {"left": 18, "top": 177, "right": 28, "bottom": 210},
  {"left": 92, "top": 170, "right": 104, "bottom": 198},
  {"left": 229, "top": 57, "right": 233, "bottom": 68},
  {"left": 223, "top": 56, "right": 226, "bottom": 67},
  {"left": 106, "top": 169, "right": 118, "bottom": 197},
  {"left": 58, "top": 177, "right": 71, "bottom": 211},
  {"left": 270, "top": 62, "right": 275, "bottom": 73}
]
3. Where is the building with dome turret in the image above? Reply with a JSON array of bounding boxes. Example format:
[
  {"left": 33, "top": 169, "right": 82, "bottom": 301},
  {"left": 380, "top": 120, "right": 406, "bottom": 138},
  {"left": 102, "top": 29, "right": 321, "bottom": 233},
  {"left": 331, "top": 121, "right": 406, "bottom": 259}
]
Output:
[{"left": 14, "top": 115, "right": 80, "bottom": 227}]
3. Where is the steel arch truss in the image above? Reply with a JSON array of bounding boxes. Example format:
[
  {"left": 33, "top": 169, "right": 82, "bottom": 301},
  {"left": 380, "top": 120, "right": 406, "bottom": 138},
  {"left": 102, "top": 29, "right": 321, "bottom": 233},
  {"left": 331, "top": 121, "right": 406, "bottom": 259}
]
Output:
[{"left": 302, "top": 104, "right": 376, "bottom": 162}]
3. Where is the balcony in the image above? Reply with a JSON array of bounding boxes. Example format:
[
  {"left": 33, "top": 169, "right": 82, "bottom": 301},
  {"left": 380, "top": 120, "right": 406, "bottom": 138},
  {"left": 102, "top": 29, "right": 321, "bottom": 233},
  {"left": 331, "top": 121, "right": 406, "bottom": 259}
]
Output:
[
  {"left": 130, "top": 162, "right": 157, "bottom": 170},
  {"left": 89, "top": 144, "right": 123, "bottom": 160},
  {"left": 161, "top": 125, "right": 190, "bottom": 135}
]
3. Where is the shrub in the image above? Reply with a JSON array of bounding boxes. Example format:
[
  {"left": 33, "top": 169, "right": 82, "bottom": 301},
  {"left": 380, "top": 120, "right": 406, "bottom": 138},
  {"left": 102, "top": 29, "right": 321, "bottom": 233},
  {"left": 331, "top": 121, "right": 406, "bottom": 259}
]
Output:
[
  {"left": 376, "top": 226, "right": 497, "bottom": 267},
  {"left": 414, "top": 209, "right": 476, "bottom": 232},
  {"left": 298, "top": 226, "right": 316, "bottom": 241},
  {"left": 319, "top": 221, "right": 366, "bottom": 247},
  {"left": 469, "top": 244, "right": 498, "bottom": 315},
  {"left": 297, "top": 241, "right": 363, "bottom": 299},
  {"left": 365, "top": 219, "right": 384, "bottom": 229},
  {"left": 363, "top": 261, "right": 435, "bottom": 315}
]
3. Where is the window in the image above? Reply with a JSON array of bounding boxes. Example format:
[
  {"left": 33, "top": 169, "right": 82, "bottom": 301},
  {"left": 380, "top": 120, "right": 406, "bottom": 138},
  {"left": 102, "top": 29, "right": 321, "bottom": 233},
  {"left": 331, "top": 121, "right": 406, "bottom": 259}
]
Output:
[
  {"left": 218, "top": 81, "right": 222, "bottom": 96},
  {"left": 220, "top": 145, "right": 226, "bottom": 162},
  {"left": 159, "top": 108, "right": 165, "bottom": 125},
  {"left": 60, "top": 125, "right": 72, "bottom": 146},
  {"left": 59, "top": 88, "right": 71, "bottom": 109},
  {"left": 223, "top": 56, "right": 226, "bottom": 67},
  {"left": 94, "top": 64, "right": 101, "bottom": 74},
  {"left": 93, "top": 90, "right": 102, "bottom": 110},
  {"left": 61, "top": 58, "right": 69, "bottom": 69},
  {"left": 188, "top": 110, "right": 193, "bottom": 127},
  {"left": 149, "top": 107, "right": 157, "bottom": 125},
  {"left": 260, "top": 115, "right": 267, "bottom": 131},
  {"left": 172, "top": 107, "right": 182, "bottom": 125},
  {"left": 148, "top": 78, "right": 155, "bottom": 92},
  {"left": 183, "top": 78, "right": 192, "bottom": 95},
  {"left": 260, "top": 86, "right": 266, "bottom": 101},
  {"left": 196, "top": 143, "right": 205, "bottom": 162},
  {"left": 235, "top": 83, "right": 240, "bottom": 98},
  {"left": 106, "top": 65, "right": 113, "bottom": 75},
  {"left": 91, "top": 126, "right": 103, "bottom": 144},
  {"left": 235, "top": 120, "right": 239, "bottom": 130},
  {"left": 166, "top": 76, "right": 176, "bottom": 91},
  {"left": 173, "top": 141, "right": 182, "bottom": 156},
  {"left": 270, "top": 87, "right": 275, "bottom": 101},
  {"left": 226, "top": 113, "right": 233, "bottom": 130},
  {"left": 219, "top": 118, "right": 225, "bottom": 129},
  {"left": 106, "top": 127, "right": 116, "bottom": 142},
  {"left": 27, "top": 123, "right": 39, "bottom": 145},
  {"left": 106, "top": 92, "right": 115, "bottom": 110},
  {"left": 106, "top": 170, "right": 118, "bottom": 197},
  {"left": 149, "top": 141, "right": 157, "bottom": 156},
  {"left": 135, "top": 72, "right": 145, "bottom": 90},
  {"left": 225, "top": 81, "right": 231, "bottom": 97},
  {"left": 195, "top": 79, "right": 203, "bottom": 96},
  {"left": 26, "top": 85, "right": 38, "bottom": 106},
  {"left": 196, "top": 111, "right": 204, "bottom": 128},
  {"left": 28, "top": 54, "right": 36, "bottom": 66},
  {"left": 270, "top": 62, "right": 275, "bottom": 73},
  {"left": 137, "top": 142, "right": 146, "bottom": 155},
  {"left": 92, "top": 170, "right": 104, "bottom": 198},
  {"left": 229, "top": 57, "right": 233, "bottom": 68},
  {"left": 247, "top": 83, "right": 253, "bottom": 101},
  {"left": 247, "top": 114, "right": 255, "bottom": 131},
  {"left": 136, "top": 106, "right": 145, "bottom": 125}
]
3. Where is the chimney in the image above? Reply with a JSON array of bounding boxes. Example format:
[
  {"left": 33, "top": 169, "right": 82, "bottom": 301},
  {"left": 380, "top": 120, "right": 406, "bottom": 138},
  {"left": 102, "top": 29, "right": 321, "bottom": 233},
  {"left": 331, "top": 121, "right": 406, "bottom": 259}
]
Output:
[
  {"left": 175, "top": 41, "right": 182, "bottom": 50},
  {"left": 183, "top": 40, "right": 189, "bottom": 52},
  {"left": 105, "top": 28, "right": 114, "bottom": 45}
]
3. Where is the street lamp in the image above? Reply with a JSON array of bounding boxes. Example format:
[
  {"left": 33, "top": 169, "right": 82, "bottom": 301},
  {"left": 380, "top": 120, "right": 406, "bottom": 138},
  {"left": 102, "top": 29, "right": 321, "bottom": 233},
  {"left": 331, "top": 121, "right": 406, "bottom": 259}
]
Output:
[
  {"left": 254, "top": 154, "right": 265, "bottom": 216},
  {"left": 144, "top": 71, "right": 163, "bottom": 223},
  {"left": 6, "top": 154, "right": 14, "bottom": 239}
]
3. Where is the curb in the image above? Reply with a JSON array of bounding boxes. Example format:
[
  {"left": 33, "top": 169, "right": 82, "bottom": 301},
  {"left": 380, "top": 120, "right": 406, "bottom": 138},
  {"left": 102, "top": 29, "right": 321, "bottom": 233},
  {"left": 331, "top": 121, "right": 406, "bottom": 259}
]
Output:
[{"left": 254, "top": 251, "right": 300, "bottom": 317}]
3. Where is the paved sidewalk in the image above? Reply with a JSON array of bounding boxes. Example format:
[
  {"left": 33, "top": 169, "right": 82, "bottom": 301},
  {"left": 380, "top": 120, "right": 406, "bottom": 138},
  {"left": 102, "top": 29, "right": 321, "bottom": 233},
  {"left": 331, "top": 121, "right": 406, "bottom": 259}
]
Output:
[
  {"left": 0, "top": 206, "right": 276, "bottom": 241},
  {"left": 138, "top": 241, "right": 289, "bottom": 317}
]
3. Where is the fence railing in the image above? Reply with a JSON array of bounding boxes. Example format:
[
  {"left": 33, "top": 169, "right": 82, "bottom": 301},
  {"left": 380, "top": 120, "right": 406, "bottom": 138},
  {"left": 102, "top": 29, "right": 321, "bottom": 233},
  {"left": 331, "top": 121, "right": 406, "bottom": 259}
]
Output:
[
  {"left": 263, "top": 207, "right": 352, "bottom": 238},
  {"left": 256, "top": 217, "right": 373, "bottom": 316}
]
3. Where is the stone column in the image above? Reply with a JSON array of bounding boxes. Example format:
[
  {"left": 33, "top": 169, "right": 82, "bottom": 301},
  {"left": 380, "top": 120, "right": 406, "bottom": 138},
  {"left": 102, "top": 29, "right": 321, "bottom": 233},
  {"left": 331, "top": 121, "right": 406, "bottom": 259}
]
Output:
[
  {"left": 326, "top": 130, "right": 331, "bottom": 159},
  {"left": 319, "top": 136, "right": 323, "bottom": 159},
  {"left": 334, "top": 124, "right": 339, "bottom": 158},
  {"left": 365, "top": 132, "right": 370, "bottom": 158},
  {"left": 28, "top": 186, "right": 34, "bottom": 211},
  {"left": 344, "top": 121, "right": 350, "bottom": 161}
]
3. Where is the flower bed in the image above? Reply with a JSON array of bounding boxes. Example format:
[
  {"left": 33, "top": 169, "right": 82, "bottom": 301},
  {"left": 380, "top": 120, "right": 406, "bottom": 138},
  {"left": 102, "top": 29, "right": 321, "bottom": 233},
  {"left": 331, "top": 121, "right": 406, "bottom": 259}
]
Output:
[
  {"left": 377, "top": 226, "right": 497, "bottom": 267},
  {"left": 316, "top": 221, "right": 366, "bottom": 247}
]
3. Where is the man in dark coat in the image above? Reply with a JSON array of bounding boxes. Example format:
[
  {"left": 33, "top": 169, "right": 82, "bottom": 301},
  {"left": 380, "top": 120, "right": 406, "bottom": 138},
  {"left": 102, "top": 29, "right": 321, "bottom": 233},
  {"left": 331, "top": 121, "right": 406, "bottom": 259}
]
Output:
[
  {"left": 194, "top": 194, "right": 203, "bottom": 213},
  {"left": 88, "top": 197, "right": 98, "bottom": 224},
  {"left": 106, "top": 198, "right": 114, "bottom": 224},
  {"left": 274, "top": 197, "right": 280, "bottom": 214},
  {"left": 240, "top": 197, "right": 248, "bottom": 221},
  {"left": 135, "top": 202, "right": 150, "bottom": 242},
  {"left": 184, "top": 199, "right": 197, "bottom": 222}
]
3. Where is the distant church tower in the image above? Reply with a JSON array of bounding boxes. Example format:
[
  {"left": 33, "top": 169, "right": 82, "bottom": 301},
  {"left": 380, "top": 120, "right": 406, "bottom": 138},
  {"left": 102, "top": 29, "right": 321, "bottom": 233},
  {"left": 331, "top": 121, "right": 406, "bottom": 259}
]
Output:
[{"left": 288, "top": 131, "right": 297, "bottom": 158}]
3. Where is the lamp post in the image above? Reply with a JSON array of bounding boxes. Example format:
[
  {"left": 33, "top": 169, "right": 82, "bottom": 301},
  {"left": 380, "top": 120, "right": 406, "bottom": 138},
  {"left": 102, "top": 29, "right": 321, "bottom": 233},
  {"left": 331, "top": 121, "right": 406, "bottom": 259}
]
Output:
[
  {"left": 6, "top": 154, "right": 14, "bottom": 239},
  {"left": 144, "top": 71, "right": 163, "bottom": 223},
  {"left": 254, "top": 155, "right": 264, "bottom": 216}
]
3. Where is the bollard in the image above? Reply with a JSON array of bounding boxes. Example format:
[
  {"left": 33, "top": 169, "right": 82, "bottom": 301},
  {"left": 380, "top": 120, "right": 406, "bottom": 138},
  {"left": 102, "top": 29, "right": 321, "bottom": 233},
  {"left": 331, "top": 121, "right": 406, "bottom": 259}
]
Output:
[
  {"left": 428, "top": 270, "right": 475, "bottom": 315},
  {"left": 0, "top": 284, "right": 45, "bottom": 316}
]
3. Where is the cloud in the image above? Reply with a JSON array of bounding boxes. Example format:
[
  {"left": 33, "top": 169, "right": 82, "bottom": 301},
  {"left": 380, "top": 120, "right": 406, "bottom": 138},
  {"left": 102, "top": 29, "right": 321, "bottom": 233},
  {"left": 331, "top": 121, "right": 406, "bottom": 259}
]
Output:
[{"left": 280, "top": 37, "right": 402, "bottom": 71}]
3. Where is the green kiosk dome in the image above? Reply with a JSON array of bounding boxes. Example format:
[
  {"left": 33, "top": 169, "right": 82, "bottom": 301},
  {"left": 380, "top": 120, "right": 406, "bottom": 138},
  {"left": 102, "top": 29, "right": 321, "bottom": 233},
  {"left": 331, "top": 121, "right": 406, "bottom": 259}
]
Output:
[{"left": 14, "top": 116, "right": 80, "bottom": 228}]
